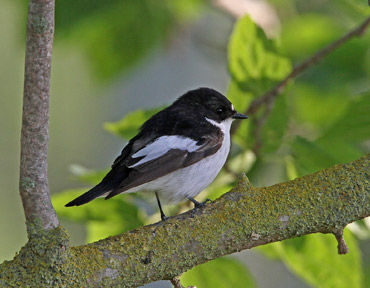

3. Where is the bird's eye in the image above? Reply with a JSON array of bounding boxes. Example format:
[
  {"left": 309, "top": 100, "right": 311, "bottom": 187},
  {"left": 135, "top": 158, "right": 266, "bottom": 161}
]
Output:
[{"left": 216, "top": 107, "right": 223, "bottom": 114}]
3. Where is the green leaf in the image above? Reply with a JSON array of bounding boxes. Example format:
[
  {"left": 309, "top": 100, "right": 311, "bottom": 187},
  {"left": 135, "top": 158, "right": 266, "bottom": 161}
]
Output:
[
  {"left": 86, "top": 220, "right": 127, "bottom": 243},
  {"left": 53, "top": 189, "right": 93, "bottom": 222},
  {"left": 228, "top": 15, "right": 292, "bottom": 88},
  {"left": 53, "top": 189, "right": 141, "bottom": 223},
  {"left": 292, "top": 136, "right": 337, "bottom": 175},
  {"left": 317, "top": 93, "right": 370, "bottom": 143},
  {"left": 227, "top": 15, "right": 292, "bottom": 152},
  {"left": 69, "top": 164, "right": 108, "bottom": 185},
  {"left": 227, "top": 81, "right": 253, "bottom": 149},
  {"left": 260, "top": 94, "right": 288, "bottom": 154},
  {"left": 289, "top": 83, "right": 350, "bottom": 129},
  {"left": 227, "top": 150, "right": 256, "bottom": 175},
  {"left": 104, "top": 107, "right": 163, "bottom": 140},
  {"left": 292, "top": 93, "right": 370, "bottom": 175},
  {"left": 52, "top": 189, "right": 144, "bottom": 242},
  {"left": 260, "top": 231, "right": 363, "bottom": 288},
  {"left": 292, "top": 136, "right": 364, "bottom": 177},
  {"left": 228, "top": 16, "right": 265, "bottom": 82},
  {"left": 181, "top": 257, "right": 255, "bottom": 288},
  {"left": 246, "top": 156, "right": 287, "bottom": 187},
  {"left": 227, "top": 80, "right": 253, "bottom": 112}
]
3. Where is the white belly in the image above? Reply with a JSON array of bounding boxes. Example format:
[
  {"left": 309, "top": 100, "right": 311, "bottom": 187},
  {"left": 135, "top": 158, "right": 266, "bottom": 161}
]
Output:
[{"left": 126, "top": 118, "right": 232, "bottom": 202}]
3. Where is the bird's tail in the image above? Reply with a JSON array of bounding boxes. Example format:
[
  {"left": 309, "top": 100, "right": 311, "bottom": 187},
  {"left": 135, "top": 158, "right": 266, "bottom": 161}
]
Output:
[{"left": 65, "top": 167, "right": 126, "bottom": 207}]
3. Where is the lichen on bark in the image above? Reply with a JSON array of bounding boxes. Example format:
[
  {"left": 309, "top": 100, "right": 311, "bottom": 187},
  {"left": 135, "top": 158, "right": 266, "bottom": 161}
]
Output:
[{"left": 3, "top": 155, "right": 368, "bottom": 287}]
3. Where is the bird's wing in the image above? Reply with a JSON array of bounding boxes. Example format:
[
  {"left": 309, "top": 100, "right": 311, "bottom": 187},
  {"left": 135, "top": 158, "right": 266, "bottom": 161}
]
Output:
[{"left": 105, "top": 132, "right": 223, "bottom": 199}]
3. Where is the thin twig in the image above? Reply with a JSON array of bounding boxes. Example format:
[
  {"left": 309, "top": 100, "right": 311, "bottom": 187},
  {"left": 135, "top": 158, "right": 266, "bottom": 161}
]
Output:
[
  {"left": 334, "top": 228, "right": 349, "bottom": 255},
  {"left": 230, "top": 16, "right": 370, "bottom": 138}
]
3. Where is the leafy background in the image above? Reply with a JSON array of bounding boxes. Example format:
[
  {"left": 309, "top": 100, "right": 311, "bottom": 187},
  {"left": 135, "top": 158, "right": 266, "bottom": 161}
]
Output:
[{"left": 1, "top": 0, "right": 369, "bottom": 287}]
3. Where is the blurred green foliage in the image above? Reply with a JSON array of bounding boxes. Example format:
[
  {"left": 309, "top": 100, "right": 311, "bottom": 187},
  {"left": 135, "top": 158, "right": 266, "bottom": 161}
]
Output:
[
  {"left": 227, "top": 16, "right": 292, "bottom": 152},
  {"left": 229, "top": 16, "right": 292, "bottom": 84},
  {"left": 104, "top": 107, "right": 163, "bottom": 140},
  {"left": 180, "top": 257, "right": 255, "bottom": 288},
  {"left": 51, "top": 1, "right": 370, "bottom": 287},
  {"left": 259, "top": 231, "right": 363, "bottom": 288},
  {"left": 21, "top": 0, "right": 205, "bottom": 80},
  {"left": 53, "top": 188, "right": 144, "bottom": 242}
]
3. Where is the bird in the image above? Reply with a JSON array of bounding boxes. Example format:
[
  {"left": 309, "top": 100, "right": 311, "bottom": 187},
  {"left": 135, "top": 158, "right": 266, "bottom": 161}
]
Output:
[{"left": 65, "top": 87, "right": 248, "bottom": 220}]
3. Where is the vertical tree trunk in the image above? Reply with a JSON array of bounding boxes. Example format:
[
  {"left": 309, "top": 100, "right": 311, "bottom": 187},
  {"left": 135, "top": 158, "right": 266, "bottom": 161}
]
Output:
[{"left": 19, "top": 0, "right": 59, "bottom": 233}]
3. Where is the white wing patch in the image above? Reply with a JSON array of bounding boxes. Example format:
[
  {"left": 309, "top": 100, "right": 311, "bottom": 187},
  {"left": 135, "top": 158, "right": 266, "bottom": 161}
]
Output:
[{"left": 128, "top": 135, "right": 199, "bottom": 168}]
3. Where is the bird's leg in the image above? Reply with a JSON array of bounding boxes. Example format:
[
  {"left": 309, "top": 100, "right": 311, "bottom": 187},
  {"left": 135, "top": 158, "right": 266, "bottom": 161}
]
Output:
[
  {"left": 155, "top": 192, "right": 168, "bottom": 221},
  {"left": 187, "top": 197, "right": 211, "bottom": 209}
]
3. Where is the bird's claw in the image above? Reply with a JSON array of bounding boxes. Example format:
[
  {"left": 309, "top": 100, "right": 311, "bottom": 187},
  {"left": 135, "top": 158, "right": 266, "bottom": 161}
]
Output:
[{"left": 187, "top": 197, "right": 211, "bottom": 217}]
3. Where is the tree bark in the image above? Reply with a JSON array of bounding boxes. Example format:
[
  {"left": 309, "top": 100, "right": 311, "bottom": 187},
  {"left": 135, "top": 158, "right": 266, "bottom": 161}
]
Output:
[
  {"left": 1, "top": 154, "right": 368, "bottom": 287},
  {"left": 20, "top": 0, "right": 59, "bottom": 233}
]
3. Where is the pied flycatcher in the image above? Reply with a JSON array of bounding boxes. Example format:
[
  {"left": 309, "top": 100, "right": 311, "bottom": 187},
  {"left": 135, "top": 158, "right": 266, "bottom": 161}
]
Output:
[{"left": 66, "top": 87, "right": 248, "bottom": 220}]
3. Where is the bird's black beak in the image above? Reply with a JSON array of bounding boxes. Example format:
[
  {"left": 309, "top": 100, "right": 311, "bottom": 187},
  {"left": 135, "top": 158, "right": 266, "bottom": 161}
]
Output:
[{"left": 232, "top": 112, "right": 248, "bottom": 119}]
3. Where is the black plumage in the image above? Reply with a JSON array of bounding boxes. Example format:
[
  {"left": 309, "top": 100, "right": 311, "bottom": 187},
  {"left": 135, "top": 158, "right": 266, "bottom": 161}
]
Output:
[{"left": 65, "top": 88, "right": 246, "bottom": 209}]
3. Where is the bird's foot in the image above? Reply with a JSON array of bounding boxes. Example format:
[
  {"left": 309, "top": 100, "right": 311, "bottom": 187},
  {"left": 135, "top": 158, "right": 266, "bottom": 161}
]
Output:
[
  {"left": 160, "top": 213, "right": 169, "bottom": 222},
  {"left": 187, "top": 197, "right": 211, "bottom": 216}
]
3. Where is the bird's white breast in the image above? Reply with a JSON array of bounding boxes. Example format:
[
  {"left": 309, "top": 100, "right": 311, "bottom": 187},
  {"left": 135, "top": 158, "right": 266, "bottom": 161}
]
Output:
[{"left": 126, "top": 118, "right": 233, "bottom": 202}]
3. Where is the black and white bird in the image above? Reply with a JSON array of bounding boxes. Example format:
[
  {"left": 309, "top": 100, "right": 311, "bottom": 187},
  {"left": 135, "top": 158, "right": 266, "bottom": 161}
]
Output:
[{"left": 66, "top": 88, "right": 248, "bottom": 220}]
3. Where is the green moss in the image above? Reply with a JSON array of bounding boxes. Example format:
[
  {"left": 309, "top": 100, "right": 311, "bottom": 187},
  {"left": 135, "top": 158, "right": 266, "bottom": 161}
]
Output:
[
  {"left": 0, "top": 226, "right": 73, "bottom": 287},
  {"left": 0, "top": 155, "right": 368, "bottom": 287}
]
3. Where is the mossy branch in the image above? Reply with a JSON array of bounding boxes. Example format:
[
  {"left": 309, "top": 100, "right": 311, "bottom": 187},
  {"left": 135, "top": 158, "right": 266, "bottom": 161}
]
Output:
[{"left": 2, "top": 154, "right": 368, "bottom": 287}]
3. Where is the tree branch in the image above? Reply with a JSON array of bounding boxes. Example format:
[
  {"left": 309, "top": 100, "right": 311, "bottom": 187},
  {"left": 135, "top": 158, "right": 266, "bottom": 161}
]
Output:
[
  {"left": 20, "top": 0, "right": 59, "bottom": 233},
  {"left": 4, "top": 154, "right": 366, "bottom": 287},
  {"left": 1, "top": 155, "right": 369, "bottom": 286},
  {"left": 73, "top": 155, "right": 369, "bottom": 287}
]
